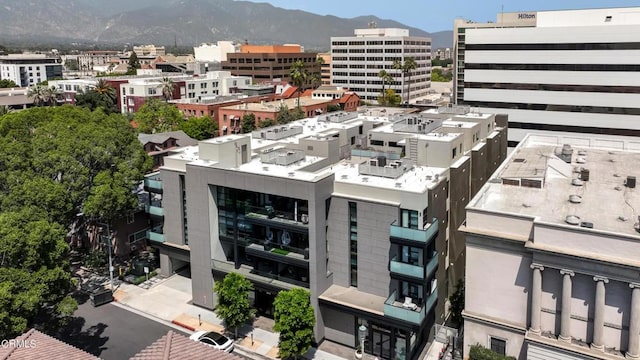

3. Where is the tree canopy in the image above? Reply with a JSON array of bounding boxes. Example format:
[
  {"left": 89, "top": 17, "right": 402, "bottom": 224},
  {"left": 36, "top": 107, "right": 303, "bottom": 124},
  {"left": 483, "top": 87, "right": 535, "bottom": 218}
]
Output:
[
  {"left": 179, "top": 115, "right": 218, "bottom": 140},
  {"left": 274, "top": 288, "right": 315, "bottom": 360},
  {"left": 127, "top": 52, "right": 141, "bottom": 75},
  {"left": 213, "top": 273, "right": 256, "bottom": 339},
  {"left": 432, "top": 68, "right": 453, "bottom": 82},
  {"left": 0, "top": 105, "right": 150, "bottom": 338},
  {"left": 378, "top": 89, "right": 402, "bottom": 107},
  {"left": 133, "top": 98, "right": 184, "bottom": 134},
  {"left": 75, "top": 79, "right": 118, "bottom": 114},
  {"left": 0, "top": 79, "right": 17, "bottom": 88},
  {"left": 241, "top": 113, "right": 257, "bottom": 133}
]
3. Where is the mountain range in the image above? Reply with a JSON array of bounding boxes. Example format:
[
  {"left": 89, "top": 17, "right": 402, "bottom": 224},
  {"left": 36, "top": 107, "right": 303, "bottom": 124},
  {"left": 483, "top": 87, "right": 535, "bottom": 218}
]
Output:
[{"left": 0, "top": 0, "right": 453, "bottom": 51}]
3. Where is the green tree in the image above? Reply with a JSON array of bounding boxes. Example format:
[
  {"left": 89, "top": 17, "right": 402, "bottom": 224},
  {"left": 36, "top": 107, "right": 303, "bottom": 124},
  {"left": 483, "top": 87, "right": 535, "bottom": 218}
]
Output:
[
  {"left": 378, "top": 70, "right": 393, "bottom": 99},
  {"left": 63, "top": 59, "right": 79, "bottom": 71},
  {"left": 133, "top": 98, "right": 184, "bottom": 134},
  {"left": 258, "top": 118, "right": 276, "bottom": 128},
  {"left": 127, "top": 52, "right": 141, "bottom": 75},
  {"left": 378, "top": 89, "right": 401, "bottom": 107},
  {"left": 326, "top": 104, "right": 341, "bottom": 113},
  {"left": 160, "top": 77, "right": 175, "bottom": 101},
  {"left": 75, "top": 79, "right": 118, "bottom": 113},
  {"left": 393, "top": 57, "right": 418, "bottom": 104},
  {"left": 0, "top": 208, "right": 77, "bottom": 339},
  {"left": 179, "top": 115, "right": 218, "bottom": 140},
  {"left": 276, "top": 104, "right": 294, "bottom": 125},
  {"left": 469, "top": 344, "right": 516, "bottom": 360},
  {"left": 241, "top": 113, "right": 257, "bottom": 133},
  {"left": 289, "top": 60, "right": 309, "bottom": 109},
  {"left": 213, "top": 273, "right": 256, "bottom": 339},
  {"left": 432, "top": 68, "right": 453, "bottom": 82},
  {"left": 274, "top": 288, "right": 315, "bottom": 360},
  {"left": 27, "top": 84, "right": 58, "bottom": 107},
  {"left": 448, "top": 279, "right": 465, "bottom": 327},
  {"left": 0, "top": 105, "right": 11, "bottom": 116},
  {"left": 0, "top": 79, "right": 17, "bottom": 88}
]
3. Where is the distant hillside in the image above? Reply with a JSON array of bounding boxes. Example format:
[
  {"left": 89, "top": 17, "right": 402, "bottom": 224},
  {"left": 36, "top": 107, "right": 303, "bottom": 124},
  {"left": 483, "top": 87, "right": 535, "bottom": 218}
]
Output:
[{"left": 0, "top": 0, "right": 452, "bottom": 50}]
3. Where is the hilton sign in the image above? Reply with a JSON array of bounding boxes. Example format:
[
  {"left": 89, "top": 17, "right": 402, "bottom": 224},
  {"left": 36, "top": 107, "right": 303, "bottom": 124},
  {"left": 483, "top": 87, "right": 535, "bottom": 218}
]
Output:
[{"left": 518, "top": 13, "right": 536, "bottom": 19}]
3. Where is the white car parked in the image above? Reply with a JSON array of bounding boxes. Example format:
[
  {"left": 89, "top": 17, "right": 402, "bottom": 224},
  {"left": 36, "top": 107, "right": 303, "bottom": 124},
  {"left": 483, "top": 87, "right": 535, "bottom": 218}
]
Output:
[{"left": 189, "top": 330, "right": 235, "bottom": 353}]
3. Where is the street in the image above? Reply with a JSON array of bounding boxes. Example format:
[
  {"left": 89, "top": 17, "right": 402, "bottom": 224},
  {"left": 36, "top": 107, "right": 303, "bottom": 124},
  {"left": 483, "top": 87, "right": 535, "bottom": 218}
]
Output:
[{"left": 52, "top": 293, "right": 190, "bottom": 360}]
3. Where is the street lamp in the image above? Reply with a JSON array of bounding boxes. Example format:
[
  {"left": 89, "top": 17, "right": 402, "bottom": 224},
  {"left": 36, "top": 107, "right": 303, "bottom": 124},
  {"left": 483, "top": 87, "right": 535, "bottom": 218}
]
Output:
[
  {"left": 97, "top": 222, "right": 115, "bottom": 293},
  {"left": 358, "top": 324, "right": 367, "bottom": 356}
]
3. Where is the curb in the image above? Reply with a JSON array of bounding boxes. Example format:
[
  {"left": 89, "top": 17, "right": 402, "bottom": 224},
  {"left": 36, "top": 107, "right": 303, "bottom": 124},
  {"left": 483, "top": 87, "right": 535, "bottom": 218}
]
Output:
[{"left": 172, "top": 320, "right": 196, "bottom": 331}]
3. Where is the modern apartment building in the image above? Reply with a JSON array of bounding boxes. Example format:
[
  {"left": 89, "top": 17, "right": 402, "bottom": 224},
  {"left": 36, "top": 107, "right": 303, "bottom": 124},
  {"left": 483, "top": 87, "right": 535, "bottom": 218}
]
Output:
[
  {"left": 183, "top": 71, "right": 251, "bottom": 100},
  {"left": 453, "top": 7, "right": 640, "bottom": 145},
  {"left": 463, "top": 134, "right": 640, "bottom": 359},
  {"left": 221, "top": 44, "right": 319, "bottom": 86},
  {"left": 0, "top": 54, "right": 63, "bottom": 87},
  {"left": 148, "top": 106, "right": 507, "bottom": 360},
  {"left": 330, "top": 28, "right": 431, "bottom": 104}
]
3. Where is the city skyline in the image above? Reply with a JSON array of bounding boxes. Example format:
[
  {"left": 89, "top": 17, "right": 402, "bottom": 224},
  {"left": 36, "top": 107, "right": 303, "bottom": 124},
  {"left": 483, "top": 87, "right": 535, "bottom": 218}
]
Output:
[{"left": 244, "top": 0, "right": 640, "bottom": 32}]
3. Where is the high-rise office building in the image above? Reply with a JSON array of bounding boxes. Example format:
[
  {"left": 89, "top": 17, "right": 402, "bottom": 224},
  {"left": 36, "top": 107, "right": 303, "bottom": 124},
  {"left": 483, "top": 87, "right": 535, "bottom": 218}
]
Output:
[
  {"left": 454, "top": 7, "right": 640, "bottom": 145},
  {"left": 330, "top": 28, "right": 431, "bottom": 104}
]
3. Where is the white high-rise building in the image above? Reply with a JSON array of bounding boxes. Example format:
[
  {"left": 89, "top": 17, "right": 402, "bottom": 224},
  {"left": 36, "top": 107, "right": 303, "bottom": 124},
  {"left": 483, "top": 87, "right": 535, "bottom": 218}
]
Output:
[
  {"left": 330, "top": 28, "right": 431, "bottom": 104},
  {"left": 0, "top": 54, "right": 63, "bottom": 87},
  {"left": 454, "top": 7, "right": 640, "bottom": 145}
]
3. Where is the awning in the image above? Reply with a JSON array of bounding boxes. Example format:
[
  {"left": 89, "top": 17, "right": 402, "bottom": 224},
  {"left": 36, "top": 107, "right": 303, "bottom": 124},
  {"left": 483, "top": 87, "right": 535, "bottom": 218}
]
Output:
[{"left": 222, "top": 126, "right": 228, "bottom": 131}]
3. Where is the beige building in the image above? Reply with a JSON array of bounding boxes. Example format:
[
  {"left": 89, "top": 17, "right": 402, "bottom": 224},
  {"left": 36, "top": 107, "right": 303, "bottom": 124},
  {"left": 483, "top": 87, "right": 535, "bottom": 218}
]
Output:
[{"left": 462, "top": 134, "right": 640, "bottom": 359}]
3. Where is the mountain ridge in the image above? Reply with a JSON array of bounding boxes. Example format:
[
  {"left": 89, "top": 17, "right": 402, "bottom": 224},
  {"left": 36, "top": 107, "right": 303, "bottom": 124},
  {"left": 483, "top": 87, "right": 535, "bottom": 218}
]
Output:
[{"left": 0, "top": 0, "right": 453, "bottom": 50}]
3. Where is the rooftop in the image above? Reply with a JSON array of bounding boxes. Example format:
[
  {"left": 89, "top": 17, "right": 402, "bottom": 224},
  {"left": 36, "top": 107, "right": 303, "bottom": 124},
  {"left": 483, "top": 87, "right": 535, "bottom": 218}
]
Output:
[
  {"left": 221, "top": 97, "right": 329, "bottom": 112},
  {"left": 0, "top": 328, "right": 99, "bottom": 360},
  {"left": 334, "top": 160, "right": 446, "bottom": 193},
  {"left": 131, "top": 330, "right": 242, "bottom": 360},
  {"left": 469, "top": 135, "right": 640, "bottom": 237}
]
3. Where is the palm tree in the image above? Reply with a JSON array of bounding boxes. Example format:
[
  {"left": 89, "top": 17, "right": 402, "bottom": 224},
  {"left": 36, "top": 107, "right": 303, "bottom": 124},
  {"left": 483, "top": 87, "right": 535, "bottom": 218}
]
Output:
[
  {"left": 160, "top": 77, "right": 175, "bottom": 101},
  {"left": 289, "top": 60, "right": 309, "bottom": 109},
  {"left": 27, "top": 84, "right": 47, "bottom": 106},
  {"left": 0, "top": 105, "right": 11, "bottom": 116},
  {"left": 378, "top": 70, "right": 393, "bottom": 104},
  {"left": 93, "top": 78, "right": 117, "bottom": 111},
  {"left": 393, "top": 57, "right": 418, "bottom": 104}
]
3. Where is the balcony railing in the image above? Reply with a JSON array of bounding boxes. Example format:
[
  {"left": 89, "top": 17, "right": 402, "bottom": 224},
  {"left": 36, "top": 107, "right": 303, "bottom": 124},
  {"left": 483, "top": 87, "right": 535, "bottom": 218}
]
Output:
[
  {"left": 145, "top": 205, "right": 164, "bottom": 218},
  {"left": 240, "top": 235, "right": 309, "bottom": 258},
  {"left": 389, "top": 218, "right": 438, "bottom": 245},
  {"left": 390, "top": 257, "right": 424, "bottom": 279},
  {"left": 244, "top": 205, "right": 309, "bottom": 228},
  {"left": 384, "top": 290, "right": 426, "bottom": 325},
  {"left": 425, "top": 287, "right": 438, "bottom": 315},
  {"left": 146, "top": 230, "right": 165, "bottom": 243},
  {"left": 144, "top": 178, "right": 163, "bottom": 193}
]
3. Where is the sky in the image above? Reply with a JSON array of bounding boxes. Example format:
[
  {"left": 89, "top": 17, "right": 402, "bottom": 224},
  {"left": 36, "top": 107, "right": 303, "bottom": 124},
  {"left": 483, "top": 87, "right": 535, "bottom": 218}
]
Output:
[{"left": 244, "top": 0, "right": 640, "bottom": 32}]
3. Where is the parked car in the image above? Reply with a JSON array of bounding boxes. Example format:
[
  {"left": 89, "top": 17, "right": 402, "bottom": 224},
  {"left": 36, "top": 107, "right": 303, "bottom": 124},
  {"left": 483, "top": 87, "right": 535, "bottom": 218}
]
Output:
[{"left": 189, "top": 330, "right": 234, "bottom": 353}]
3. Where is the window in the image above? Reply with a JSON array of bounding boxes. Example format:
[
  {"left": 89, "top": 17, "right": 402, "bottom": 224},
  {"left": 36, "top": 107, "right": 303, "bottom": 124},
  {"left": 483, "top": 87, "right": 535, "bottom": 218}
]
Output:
[
  {"left": 452, "top": 147, "right": 457, "bottom": 159},
  {"left": 126, "top": 213, "right": 135, "bottom": 224},
  {"left": 370, "top": 140, "right": 384, "bottom": 146},
  {"left": 605, "top": 15, "right": 612, "bottom": 22},
  {"left": 401, "top": 209, "right": 419, "bottom": 229},
  {"left": 349, "top": 202, "right": 358, "bottom": 287},
  {"left": 128, "top": 229, "right": 148, "bottom": 245},
  {"left": 490, "top": 337, "right": 506, "bottom": 356}
]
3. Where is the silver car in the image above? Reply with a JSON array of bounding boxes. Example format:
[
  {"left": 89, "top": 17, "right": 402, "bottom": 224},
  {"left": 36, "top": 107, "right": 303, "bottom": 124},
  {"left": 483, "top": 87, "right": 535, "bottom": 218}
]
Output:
[{"left": 189, "top": 330, "right": 235, "bottom": 353}]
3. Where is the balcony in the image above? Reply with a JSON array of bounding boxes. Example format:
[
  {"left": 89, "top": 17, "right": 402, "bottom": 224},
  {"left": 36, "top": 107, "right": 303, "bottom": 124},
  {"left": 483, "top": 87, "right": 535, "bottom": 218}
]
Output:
[
  {"left": 144, "top": 174, "right": 162, "bottom": 193},
  {"left": 384, "top": 290, "right": 426, "bottom": 325},
  {"left": 389, "top": 218, "right": 438, "bottom": 245},
  {"left": 245, "top": 242, "right": 309, "bottom": 268},
  {"left": 145, "top": 205, "right": 164, "bottom": 219},
  {"left": 390, "top": 257, "right": 424, "bottom": 280},
  {"left": 383, "top": 287, "right": 438, "bottom": 326},
  {"left": 146, "top": 229, "right": 165, "bottom": 243},
  {"left": 245, "top": 205, "right": 309, "bottom": 231}
]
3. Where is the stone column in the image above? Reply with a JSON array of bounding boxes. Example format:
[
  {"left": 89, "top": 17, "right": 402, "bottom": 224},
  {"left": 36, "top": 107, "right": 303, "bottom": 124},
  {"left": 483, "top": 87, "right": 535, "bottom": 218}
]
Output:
[
  {"left": 591, "top": 276, "right": 608, "bottom": 351},
  {"left": 529, "top": 264, "right": 544, "bottom": 334},
  {"left": 628, "top": 283, "right": 640, "bottom": 359},
  {"left": 559, "top": 269, "right": 574, "bottom": 342}
]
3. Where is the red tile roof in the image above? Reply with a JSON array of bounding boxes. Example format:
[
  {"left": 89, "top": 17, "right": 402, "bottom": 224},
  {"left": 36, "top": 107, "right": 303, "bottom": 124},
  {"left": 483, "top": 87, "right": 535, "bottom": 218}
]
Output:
[
  {"left": 130, "top": 331, "right": 243, "bottom": 360},
  {"left": 0, "top": 329, "right": 99, "bottom": 360},
  {"left": 280, "top": 86, "right": 298, "bottom": 99},
  {"left": 300, "top": 89, "right": 313, "bottom": 97},
  {"left": 338, "top": 92, "right": 360, "bottom": 104}
]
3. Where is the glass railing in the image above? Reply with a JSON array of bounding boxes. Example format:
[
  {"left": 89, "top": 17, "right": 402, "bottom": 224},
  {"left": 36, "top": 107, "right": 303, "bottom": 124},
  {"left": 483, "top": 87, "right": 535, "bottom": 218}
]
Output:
[
  {"left": 383, "top": 290, "right": 426, "bottom": 325},
  {"left": 240, "top": 235, "right": 309, "bottom": 258},
  {"left": 426, "top": 252, "right": 438, "bottom": 278},
  {"left": 144, "top": 178, "right": 163, "bottom": 192},
  {"left": 146, "top": 230, "right": 165, "bottom": 243},
  {"left": 250, "top": 268, "right": 309, "bottom": 288},
  {"left": 244, "top": 205, "right": 310, "bottom": 226},
  {"left": 390, "top": 256, "right": 424, "bottom": 279},
  {"left": 389, "top": 218, "right": 438, "bottom": 244},
  {"left": 145, "top": 205, "right": 164, "bottom": 217},
  {"left": 425, "top": 287, "right": 438, "bottom": 314}
]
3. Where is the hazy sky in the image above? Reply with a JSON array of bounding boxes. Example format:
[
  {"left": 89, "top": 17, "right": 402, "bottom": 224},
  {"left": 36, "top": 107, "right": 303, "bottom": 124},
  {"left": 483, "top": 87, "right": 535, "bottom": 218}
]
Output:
[{"left": 244, "top": 0, "right": 640, "bottom": 31}]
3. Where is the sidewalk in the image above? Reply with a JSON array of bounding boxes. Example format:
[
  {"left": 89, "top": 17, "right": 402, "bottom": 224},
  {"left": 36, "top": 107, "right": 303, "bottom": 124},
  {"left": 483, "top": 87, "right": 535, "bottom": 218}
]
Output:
[{"left": 111, "top": 273, "right": 347, "bottom": 360}]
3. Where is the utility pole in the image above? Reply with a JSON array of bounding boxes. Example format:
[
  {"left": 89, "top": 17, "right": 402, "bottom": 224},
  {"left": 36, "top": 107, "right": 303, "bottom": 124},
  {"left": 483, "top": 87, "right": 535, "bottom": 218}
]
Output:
[{"left": 97, "top": 221, "right": 115, "bottom": 293}]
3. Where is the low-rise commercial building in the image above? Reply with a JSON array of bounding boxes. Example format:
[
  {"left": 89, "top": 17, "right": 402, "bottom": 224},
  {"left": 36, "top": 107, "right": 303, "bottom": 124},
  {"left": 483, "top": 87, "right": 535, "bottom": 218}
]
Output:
[
  {"left": 0, "top": 54, "right": 63, "bottom": 87},
  {"left": 463, "top": 134, "right": 640, "bottom": 359}
]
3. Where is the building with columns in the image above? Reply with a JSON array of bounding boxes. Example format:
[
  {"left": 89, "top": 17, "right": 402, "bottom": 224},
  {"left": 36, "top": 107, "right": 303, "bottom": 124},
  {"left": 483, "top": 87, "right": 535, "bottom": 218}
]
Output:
[{"left": 462, "top": 134, "right": 640, "bottom": 359}]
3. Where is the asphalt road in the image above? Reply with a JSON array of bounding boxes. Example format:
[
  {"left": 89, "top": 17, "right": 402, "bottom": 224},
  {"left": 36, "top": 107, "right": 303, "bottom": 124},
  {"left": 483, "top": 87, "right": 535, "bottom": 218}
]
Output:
[{"left": 53, "top": 294, "right": 190, "bottom": 360}]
